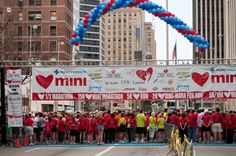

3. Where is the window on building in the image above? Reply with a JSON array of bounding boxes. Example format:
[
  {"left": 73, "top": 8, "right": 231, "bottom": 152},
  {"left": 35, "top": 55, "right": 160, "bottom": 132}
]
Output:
[
  {"left": 50, "top": 41, "right": 57, "bottom": 51},
  {"left": 50, "top": 0, "right": 57, "bottom": 6},
  {"left": 18, "top": 42, "right": 23, "bottom": 51},
  {"left": 50, "top": 26, "right": 56, "bottom": 36},
  {"left": 28, "top": 26, "right": 41, "bottom": 36},
  {"left": 18, "top": 0, "right": 23, "bottom": 7},
  {"left": 18, "top": 26, "right": 22, "bottom": 36},
  {"left": 19, "top": 11, "right": 23, "bottom": 21},
  {"left": 28, "top": 11, "right": 42, "bottom": 21},
  {"left": 29, "top": 0, "right": 42, "bottom": 6},
  {"left": 50, "top": 11, "right": 57, "bottom": 21},
  {"left": 28, "top": 41, "right": 41, "bottom": 51}
]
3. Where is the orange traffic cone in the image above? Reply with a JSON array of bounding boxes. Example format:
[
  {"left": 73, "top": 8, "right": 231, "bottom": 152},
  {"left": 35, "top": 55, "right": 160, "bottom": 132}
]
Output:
[
  {"left": 23, "top": 138, "right": 28, "bottom": 147},
  {"left": 15, "top": 138, "right": 21, "bottom": 148}
]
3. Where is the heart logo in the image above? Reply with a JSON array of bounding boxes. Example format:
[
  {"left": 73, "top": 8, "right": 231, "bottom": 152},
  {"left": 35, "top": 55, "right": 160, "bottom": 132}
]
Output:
[
  {"left": 36, "top": 75, "right": 53, "bottom": 89},
  {"left": 86, "top": 94, "right": 92, "bottom": 100},
  {"left": 224, "top": 92, "right": 231, "bottom": 98},
  {"left": 133, "top": 93, "right": 140, "bottom": 100},
  {"left": 38, "top": 93, "right": 45, "bottom": 100},
  {"left": 136, "top": 67, "right": 153, "bottom": 81},
  {"left": 164, "top": 69, "right": 168, "bottom": 73},
  {"left": 192, "top": 72, "right": 209, "bottom": 87},
  {"left": 158, "top": 94, "right": 165, "bottom": 99}
]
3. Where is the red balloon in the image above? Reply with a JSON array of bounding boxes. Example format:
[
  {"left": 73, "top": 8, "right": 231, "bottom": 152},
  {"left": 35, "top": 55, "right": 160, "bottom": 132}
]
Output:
[
  {"left": 72, "top": 32, "right": 77, "bottom": 38},
  {"left": 75, "top": 42, "right": 79, "bottom": 46}
]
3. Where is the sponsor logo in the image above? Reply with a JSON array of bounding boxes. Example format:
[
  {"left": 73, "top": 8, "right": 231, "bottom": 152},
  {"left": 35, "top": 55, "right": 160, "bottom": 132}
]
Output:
[
  {"left": 136, "top": 67, "right": 153, "bottom": 82},
  {"left": 121, "top": 80, "right": 131, "bottom": 84},
  {"left": 133, "top": 81, "right": 145, "bottom": 85},
  {"left": 167, "top": 79, "right": 174, "bottom": 85},
  {"left": 210, "top": 67, "right": 236, "bottom": 73},
  {"left": 139, "top": 87, "right": 147, "bottom": 91},
  {"left": 105, "top": 69, "right": 122, "bottom": 78},
  {"left": 176, "top": 83, "right": 190, "bottom": 91},
  {"left": 54, "top": 69, "right": 87, "bottom": 75},
  {"left": 191, "top": 72, "right": 209, "bottom": 87},
  {"left": 105, "top": 81, "right": 119, "bottom": 85},
  {"left": 176, "top": 71, "right": 190, "bottom": 79},
  {"left": 152, "top": 87, "right": 158, "bottom": 91},
  {"left": 88, "top": 72, "right": 102, "bottom": 80},
  {"left": 88, "top": 84, "right": 102, "bottom": 92},
  {"left": 162, "top": 87, "right": 175, "bottom": 91},
  {"left": 36, "top": 75, "right": 87, "bottom": 89},
  {"left": 123, "top": 88, "right": 136, "bottom": 91},
  {"left": 105, "top": 88, "right": 120, "bottom": 91}
]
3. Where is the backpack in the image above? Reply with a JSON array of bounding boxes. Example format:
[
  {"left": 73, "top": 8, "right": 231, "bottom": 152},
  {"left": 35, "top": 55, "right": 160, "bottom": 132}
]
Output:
[{"left": 37, "top": 118, "right": 43, "bottom": 128}]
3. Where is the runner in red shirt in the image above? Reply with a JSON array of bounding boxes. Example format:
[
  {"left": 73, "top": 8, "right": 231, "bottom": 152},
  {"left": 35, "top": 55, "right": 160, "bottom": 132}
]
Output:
[
  {"left": 179, "top": 113, "right": 189, "bottom": 143},
  {"left": 45, "top": 117, "right": 53, "bottom": 144},
  {"left": 51, "top": 114, "right": 58, "bottom": 143},
  {"left": 211, "top": 108, "right": 223, "bottom": 143},
  {"left": 57, "top": 116, "right": 66, "bottom": 143},
  {"left": 226, "top": 112, "right": 236, "bottom": 144},
  {"left": 68, "top": 117, "right": 77, "bottom": 144},
  {"left": 202, "top": 111, "right": 212, "bottom": 143},
  {"left": 188, "top": 110, "right": 198, "bottom": 142},
  {"left": 169, "top": 112, "right": 179, "bottom": 128},
  {"left": 108, "top": 113, "right": 118, "bottom": 143},
  {"left": 24, "top": 113, "right": 34, "bottom": 145},
  {"left": 87, "top": 116, "right": 94, "bottom": 144},
  {"left": 103, "top": 111, "right": 111, "bottom": 143}
]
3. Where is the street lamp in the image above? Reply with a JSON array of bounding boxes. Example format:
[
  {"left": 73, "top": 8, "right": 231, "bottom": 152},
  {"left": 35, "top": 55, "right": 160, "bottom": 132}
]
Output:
[
  {"left": 57, "top": 41, "right": 65, "bottom": 64},
  {"left": 29, "top": 25, "right": 38, "bottom": 64}
]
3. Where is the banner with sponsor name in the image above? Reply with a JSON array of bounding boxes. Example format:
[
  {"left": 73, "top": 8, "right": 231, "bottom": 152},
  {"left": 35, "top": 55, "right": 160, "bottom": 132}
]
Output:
[
  {"left": 6, "top": 68, "right": 23, "bottom": 127},
  {"left": 32, "top": 66, "right": 236, "bottom": 101}
]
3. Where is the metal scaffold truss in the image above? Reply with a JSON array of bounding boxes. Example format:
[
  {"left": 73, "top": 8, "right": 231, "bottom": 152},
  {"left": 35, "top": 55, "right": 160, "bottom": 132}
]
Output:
[{"left": 1, "top": 59, "right": 236, "bottom": 67}]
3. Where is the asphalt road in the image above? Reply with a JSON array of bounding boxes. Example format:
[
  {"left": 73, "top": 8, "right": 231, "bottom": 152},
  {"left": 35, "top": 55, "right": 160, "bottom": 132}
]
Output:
[{"left": 1, "top": 144, "right": 236, "bottom": 156}]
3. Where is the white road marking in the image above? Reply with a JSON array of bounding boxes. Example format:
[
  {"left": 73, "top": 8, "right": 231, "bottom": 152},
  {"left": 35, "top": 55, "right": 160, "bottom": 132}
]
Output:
[
  {"left": 95, "top": 144, "right": 118, "bottom": 156},
  {"left": 194, "top": 150, "right": 196, "bottom": 156},
  {"left": 25, "top": 147, "right": 40, "bottom": 153}
]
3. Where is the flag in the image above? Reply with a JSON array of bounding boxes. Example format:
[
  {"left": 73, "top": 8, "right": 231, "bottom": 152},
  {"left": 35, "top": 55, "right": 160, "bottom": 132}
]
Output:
[{"left": 172, "top": 41, "right": 177, "bottom": 60}]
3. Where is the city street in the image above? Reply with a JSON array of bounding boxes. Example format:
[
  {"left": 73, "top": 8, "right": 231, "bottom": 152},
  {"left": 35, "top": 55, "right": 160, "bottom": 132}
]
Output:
[{"left": 1, "top": 144, "right": 236, "bottom": 156}]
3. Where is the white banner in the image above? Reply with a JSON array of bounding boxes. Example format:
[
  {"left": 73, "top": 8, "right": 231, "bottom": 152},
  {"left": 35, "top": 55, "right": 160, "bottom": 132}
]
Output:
[
  {"left": 6, "top": 68, "right": 23, "bottom": 127},
  {"left": 32, "top": 66, "right": 236, "bottom": 101}
]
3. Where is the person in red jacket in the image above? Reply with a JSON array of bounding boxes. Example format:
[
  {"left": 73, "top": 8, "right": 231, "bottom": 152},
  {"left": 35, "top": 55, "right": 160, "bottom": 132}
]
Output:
[
  {"left": 104, "top": 111, "right": 111, "bottom": 143},
  {"left": 87, "top": 115, "right": 94, "bottom": 144},
  {"left": 57, "top": 116, "right": 66, "bottom": 143},
  {"left": 179, "top": 113, "right": 189, "bottom": 143},
  {"left": 202, "top": 111, "right": 212, "bottom": 144},
  {"left": 211, "top": 107, "right": 223, "bottom": 143},
  {"left": 226, "top": 112, "right": 235, "bottom": 144}
]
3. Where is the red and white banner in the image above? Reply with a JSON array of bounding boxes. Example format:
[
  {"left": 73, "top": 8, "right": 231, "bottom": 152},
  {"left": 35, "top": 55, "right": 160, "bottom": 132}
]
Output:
[
  {"left": 32, "top": 66, "right": 236, "bottom": 101},
  {"left": 6, "top": 68, "right": 23, "bottom": 127}
]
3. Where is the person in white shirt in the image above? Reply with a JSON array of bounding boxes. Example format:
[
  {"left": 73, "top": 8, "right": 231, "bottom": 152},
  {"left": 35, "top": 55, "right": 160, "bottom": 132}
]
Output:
[{"left": 197, "top": 109, "right": 205, "bottom": 143}]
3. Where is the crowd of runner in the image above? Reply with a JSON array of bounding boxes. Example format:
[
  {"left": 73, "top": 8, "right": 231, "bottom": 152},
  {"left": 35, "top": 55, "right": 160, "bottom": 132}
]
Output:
[{"left": 7, "top": 107, "right": 236, "bottom": 146}]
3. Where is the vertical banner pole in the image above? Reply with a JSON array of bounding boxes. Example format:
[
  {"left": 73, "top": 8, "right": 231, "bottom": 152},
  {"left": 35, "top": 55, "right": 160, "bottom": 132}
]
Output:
[{"left": 1, "top": 67, "right": 7, "bottom": 145}]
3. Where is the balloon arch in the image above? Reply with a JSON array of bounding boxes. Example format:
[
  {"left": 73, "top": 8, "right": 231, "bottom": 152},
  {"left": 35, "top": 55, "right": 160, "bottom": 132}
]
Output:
[{"left": 71, "top": 0, "right": 210, "bottom": 52}]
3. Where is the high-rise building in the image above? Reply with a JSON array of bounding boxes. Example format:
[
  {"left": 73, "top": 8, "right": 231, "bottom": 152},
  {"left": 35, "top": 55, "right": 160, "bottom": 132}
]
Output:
[
  {"left": 193, "top": 0, "right": 224, "bottom": 60},
  {"left": 224, "top": 0, "right": 236, "bottom": 60},
  {"left": 73, "top": 0, "right": 105, "bottom": 62},
  {"left": 144, "top": 22, "right": 156, "bottom": 60},
  {"left": 104, "top": 8, "right": 145, "bottom": 63},
  {"left": 0, "top": 0, "right": 73, "bottom": 62}
]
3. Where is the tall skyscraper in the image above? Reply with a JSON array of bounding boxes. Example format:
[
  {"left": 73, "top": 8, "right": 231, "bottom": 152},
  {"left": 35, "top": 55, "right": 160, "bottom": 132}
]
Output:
[
  {"left": 0, "top": 0, "right": 73, "bottom": 62},
  {"left": 144, "top": 22, "right": 156, "bottom": 60},
  {"left": 193, "top": 0, "right": 224, "bottom": 60},
  {"left": 73, "top": 0, "right": 105, "bottom": 62},
  {"left": 104, "top": 8, "right": 145, "bottom": 63}
]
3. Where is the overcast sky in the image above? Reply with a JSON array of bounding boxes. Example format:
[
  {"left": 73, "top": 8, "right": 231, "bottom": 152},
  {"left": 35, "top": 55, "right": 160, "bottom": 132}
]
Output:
[{"left": 145, "top": 0, "right": 193, "bottom": 60}]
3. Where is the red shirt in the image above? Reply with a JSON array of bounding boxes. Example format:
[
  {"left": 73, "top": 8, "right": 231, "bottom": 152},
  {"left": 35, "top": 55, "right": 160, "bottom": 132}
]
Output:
[
  {"left": 68, "top": 120, "right": 77, "bottom": 130},
  {"left": 51, "top": 118, "right": 58, "bottom": 128},
  {"left": 24, "top": 117, "right": 34, "bottom": 127},
  {"left": 97, "top": 117, "right": 104, "bottom": 125},
  {"left": 212, "top": 112, "right": 223, "bottom": 123},
  {"left": 188, "top": 113, "right": 198, "bottom": 127},
  {"left": 179, "top": 117, "right": 189, "bottom": 128},
  {"left": 79, "top": 117, "right": 86, "bottom": 130},
  {"left": 45, "top": 121, "right": 53, "bottom": 134},
  {"left": 202, "top": 114, "right": 212, "bottom": 127},
  {"left": 57, "top": 119, "right": 66, "bottom": 132},
  {"left": 226, "top": 116, "right": 236, "bottom": 129},
  {"left": 104, "top": 114, "right": 111, "bottom": 129},
  {"left": 129, "top": 117, "right": 136, "bottom": 127},
  {"left": 169, "top": 115, "right": 179, "bottom": 128},
  {"left": 108, "top": 118, "right": 118, "bottom": 129}
]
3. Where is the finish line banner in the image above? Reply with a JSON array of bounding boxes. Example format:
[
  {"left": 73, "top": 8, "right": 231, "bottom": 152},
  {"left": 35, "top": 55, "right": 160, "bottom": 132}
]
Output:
[{"left": 32, "top": 66, "right": 236, "bottom": 101}]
